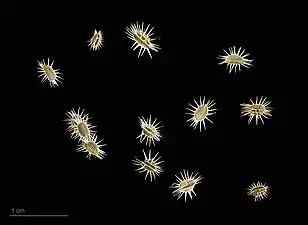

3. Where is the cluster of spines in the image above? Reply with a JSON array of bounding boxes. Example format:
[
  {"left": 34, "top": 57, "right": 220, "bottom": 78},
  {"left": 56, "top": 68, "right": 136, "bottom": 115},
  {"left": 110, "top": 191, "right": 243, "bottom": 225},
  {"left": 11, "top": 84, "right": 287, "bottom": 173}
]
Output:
[
  {"left": 36, "top": 21, "right": 272, "bottom": 204},
  {"left": 64, "top": 108, "right": 107, "bottom": 160}
]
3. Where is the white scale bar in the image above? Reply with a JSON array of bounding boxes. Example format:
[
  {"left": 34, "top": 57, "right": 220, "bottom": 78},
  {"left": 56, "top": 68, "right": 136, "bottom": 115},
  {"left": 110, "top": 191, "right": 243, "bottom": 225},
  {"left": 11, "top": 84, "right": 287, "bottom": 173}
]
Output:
[{"left": 10, "top": 215, "right": 68, "bottom": 217}]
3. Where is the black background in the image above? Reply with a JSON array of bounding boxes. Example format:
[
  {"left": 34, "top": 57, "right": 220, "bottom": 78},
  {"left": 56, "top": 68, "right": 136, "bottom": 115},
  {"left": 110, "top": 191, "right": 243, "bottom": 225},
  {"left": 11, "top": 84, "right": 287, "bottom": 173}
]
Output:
[{"left": 4, "top": 8, "right": 289, "bottom": 223}]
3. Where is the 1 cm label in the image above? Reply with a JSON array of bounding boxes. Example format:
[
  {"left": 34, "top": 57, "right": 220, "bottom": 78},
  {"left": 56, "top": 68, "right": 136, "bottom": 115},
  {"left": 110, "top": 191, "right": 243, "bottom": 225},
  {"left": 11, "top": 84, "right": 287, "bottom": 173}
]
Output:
[{"left": 12, "top": 208, "right": 25, "bottom": 214}]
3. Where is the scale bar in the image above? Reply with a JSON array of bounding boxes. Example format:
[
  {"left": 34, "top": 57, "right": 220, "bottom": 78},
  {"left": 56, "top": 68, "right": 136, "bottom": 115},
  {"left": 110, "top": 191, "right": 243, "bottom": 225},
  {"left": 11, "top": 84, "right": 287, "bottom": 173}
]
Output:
[{"left": 10, "top": 215, "right": 68, "bottom": 217}]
